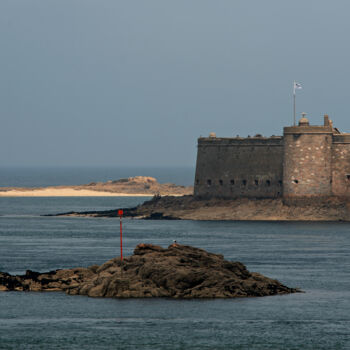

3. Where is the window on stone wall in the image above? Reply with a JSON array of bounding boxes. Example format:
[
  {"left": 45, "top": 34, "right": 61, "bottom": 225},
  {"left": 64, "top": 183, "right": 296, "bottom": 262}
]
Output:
[
  {"left": 242, "top": 180, "right": 247, "bottom": 186},
  {"left": 219, "top": 179, "right": 223, "bottom": 185},
  {"left": 230, "top": 179, "right": 235, "bottom": 185},
  {"left": 196, "top": 179, "right": 199, "bottom": 185},
  {"left": 207, "top": 179, "right": 212, "bottom": 185},
  {"left": 293, "top": 179, "right": 299, "bottom": 184},
  {"left": 279, "top": 180, "right": 282, "bottom": 186},
  {"left": 255, "top": 180, "right": 259, "bottom": 186},
  {"left": 346, "top": 175, "right": 350, "bottom": 181},
  {"left": 266, "top": 180, "right": 271, "bottom": 186}
]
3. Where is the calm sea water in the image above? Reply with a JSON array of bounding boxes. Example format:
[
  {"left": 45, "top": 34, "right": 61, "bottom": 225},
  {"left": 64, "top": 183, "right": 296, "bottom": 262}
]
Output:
[
  {"left": 0, "top": 166, "right": 195, "bottom": 187},
  {"left": 0, "top": 197, "right": 349, "bottom": 349}
]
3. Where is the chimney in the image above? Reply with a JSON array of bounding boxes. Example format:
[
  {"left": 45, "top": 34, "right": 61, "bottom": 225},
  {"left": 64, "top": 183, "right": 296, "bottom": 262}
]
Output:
[{"left": 324, "top": 114, "right": 330, "bottom": 126}]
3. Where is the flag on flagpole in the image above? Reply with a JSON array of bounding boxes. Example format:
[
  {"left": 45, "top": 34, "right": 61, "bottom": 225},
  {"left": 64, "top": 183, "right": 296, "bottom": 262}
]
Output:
[{"left": 293, "top": 81, "right": 302, "bottom": 95}]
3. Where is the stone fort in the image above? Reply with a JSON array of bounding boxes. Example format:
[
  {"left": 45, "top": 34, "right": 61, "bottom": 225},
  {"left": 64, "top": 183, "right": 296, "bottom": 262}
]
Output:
[{"left": 194, "top": 114, "right": 350, "bottom": 201}]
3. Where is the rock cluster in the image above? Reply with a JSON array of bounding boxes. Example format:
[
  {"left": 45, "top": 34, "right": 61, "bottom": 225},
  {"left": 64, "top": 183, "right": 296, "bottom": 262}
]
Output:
[{"left": 0, "top": 244, "right": 299, "bottom": 298}]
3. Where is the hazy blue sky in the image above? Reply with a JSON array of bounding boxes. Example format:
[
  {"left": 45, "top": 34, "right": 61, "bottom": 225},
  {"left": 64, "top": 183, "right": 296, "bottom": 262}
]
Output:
[{"left": 1, "top": 0, "right": 350, "bottom": 167}]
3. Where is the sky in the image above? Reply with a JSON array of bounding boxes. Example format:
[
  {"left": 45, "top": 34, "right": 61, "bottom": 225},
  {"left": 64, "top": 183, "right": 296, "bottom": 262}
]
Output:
[{"left": 1, "top": 0, "right": 350, "bottom": 167}]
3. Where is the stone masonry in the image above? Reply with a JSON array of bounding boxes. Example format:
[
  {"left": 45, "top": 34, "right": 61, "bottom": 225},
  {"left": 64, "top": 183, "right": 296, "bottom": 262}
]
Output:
[{"left": 194, "top": 115, "right": 350, "bottom": 200}]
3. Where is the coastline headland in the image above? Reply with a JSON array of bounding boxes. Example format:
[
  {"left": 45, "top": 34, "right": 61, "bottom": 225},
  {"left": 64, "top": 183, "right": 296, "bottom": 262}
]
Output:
[
  {"left": 0, "top": 176, "right": 192, "bottom": 197},
  {"left": 0, "top": 243, "right": 299, "bottom": 298}
]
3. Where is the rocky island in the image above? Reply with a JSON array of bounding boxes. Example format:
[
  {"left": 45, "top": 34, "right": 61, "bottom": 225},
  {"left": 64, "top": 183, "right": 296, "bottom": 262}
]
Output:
[{"left": 0, "top": 243, "right": 299, "bottom": 298}]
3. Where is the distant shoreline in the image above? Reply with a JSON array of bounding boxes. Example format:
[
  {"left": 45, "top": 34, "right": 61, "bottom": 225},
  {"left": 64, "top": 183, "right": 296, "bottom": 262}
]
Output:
[
  {"left": 0, "top": 176, "right": 193, "bottom": 197},
  {"left": 0, "top": 188, "right": 155, "bottom": 197}
]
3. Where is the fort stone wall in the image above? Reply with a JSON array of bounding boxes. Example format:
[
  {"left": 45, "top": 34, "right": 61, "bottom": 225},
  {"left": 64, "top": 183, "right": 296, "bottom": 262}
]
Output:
[
  {"left": 194, "top": 136, "right": 283, "bottom": 199},
  {"left": 194, "top": 114, "right": 350, "bottom": 201}
]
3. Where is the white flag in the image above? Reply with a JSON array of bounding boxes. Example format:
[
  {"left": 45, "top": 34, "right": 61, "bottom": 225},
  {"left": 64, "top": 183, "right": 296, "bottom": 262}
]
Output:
[{"left": 293, "top": 82, "right": 302, "bottom": 94}]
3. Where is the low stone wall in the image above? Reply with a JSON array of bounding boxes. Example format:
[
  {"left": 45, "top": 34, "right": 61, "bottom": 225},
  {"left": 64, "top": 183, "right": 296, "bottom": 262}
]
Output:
[{"left": 194, "top": 137, "right": 283, "bottom": 199}]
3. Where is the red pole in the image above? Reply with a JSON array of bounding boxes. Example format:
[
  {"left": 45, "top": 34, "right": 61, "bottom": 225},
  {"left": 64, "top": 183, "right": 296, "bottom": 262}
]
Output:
[{"left": 118, "top": 210, "right": 123, "bottom": 260}]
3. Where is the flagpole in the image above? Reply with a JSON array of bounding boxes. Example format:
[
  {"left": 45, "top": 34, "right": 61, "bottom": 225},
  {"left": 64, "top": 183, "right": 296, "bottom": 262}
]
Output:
[
  {"left": 293, "top": 81, "right": 302, "bottom": 125},
  {"left": 293, "top": 81, "right": 296, "bottom": 126},
  {"left": 293, "top": 91, "right": 296, "bottom": 126}
]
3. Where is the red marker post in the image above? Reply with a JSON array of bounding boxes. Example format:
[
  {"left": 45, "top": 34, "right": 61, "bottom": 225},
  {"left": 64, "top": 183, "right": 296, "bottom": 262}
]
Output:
[{"left": 118, "top": 209, "right": 123, "bottom": 261}]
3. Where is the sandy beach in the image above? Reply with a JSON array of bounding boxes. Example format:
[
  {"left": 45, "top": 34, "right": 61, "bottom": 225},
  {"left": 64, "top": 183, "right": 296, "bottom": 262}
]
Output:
[{"left": 0, "top": 188, "right": 153, "bottom": 197}]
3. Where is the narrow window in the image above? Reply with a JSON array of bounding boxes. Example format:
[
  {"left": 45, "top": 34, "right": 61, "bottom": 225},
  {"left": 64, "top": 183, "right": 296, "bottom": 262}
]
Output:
[
  {"left": 219, "top": 180, "right": 223, "bottom": 186},
  {"left": 255, "top": 180, "right": 259, "bottom": 186},
  {"left": 242, "top": 180, "right": 247, "bottom": 186},
  {"left": 207, "top": 179, "right": 212, "bottom": 185},
  {"left": 196, "top": 179, "right": 199, "bottom": 185},
  {"left": 278, "top": 180, "right": 282, "bottom": 186},
  {"left": 346, "top": 175, "right": 350, "bottom": 181},
  {"left": 293, "top": 179, "right": 299, "bottom": 184},
  {"left": 266, "top": 180, "right": 271, "bottom": 186},
  {"left": 230, "top": 179, "right": 235, "bottom": 185}
]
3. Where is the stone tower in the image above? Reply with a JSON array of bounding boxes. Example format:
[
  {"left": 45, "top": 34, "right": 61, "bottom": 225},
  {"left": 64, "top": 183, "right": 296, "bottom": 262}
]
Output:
[{"left": 282, "top": 114, "right": 333, "bottom": 201}]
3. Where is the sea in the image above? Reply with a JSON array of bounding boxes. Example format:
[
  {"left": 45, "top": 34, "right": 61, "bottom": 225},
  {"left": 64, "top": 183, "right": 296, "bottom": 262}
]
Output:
[{"left": 0, "top": 167, "right": 349, "bottom": 349}]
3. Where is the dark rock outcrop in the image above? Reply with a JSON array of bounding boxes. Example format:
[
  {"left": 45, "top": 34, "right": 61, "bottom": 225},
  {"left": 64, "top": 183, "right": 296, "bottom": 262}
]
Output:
[
  {"left": 0, "top": 244, "right": 300, "bottom": 298},
  {"left": 46, "top": 194, "right": 350, "bottom": 221}
]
